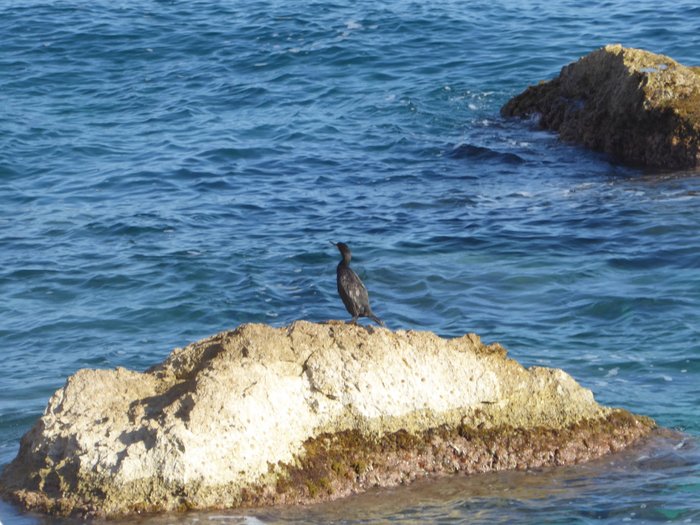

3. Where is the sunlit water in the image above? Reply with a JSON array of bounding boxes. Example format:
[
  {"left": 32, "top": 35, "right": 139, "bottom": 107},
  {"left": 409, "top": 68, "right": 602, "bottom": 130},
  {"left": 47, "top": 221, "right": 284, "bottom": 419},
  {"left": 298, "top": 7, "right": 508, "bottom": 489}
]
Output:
[{"left": 1, "top": 1, "right": 699, "bottom": 523}]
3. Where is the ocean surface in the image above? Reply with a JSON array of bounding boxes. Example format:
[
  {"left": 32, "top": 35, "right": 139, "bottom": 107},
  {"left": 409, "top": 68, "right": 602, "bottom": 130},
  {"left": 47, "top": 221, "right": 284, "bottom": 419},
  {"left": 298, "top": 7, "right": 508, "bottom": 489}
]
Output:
[{"left": 1, "top": 1, "right": 699, "bottom": 523}]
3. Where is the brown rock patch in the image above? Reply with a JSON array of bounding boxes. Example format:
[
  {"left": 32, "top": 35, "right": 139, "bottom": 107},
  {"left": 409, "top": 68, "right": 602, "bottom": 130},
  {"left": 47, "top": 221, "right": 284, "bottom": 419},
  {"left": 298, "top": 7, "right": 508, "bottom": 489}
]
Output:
[{"left": 501, "top": 44, "right": 700, "bottom": 169}]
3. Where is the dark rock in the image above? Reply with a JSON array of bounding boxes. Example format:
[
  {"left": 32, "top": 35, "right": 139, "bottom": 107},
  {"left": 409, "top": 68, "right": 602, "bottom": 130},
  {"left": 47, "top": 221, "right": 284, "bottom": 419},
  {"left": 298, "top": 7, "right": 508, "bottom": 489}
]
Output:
[{"left": 501, "top": 45, "right": 700, "bottom": 169}]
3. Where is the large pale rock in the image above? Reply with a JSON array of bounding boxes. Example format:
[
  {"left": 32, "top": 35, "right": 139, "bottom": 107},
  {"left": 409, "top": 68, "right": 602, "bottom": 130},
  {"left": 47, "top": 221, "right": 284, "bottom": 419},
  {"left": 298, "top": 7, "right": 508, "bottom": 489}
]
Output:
[
  {"left": 502, "top": 44, "right": 700, "bottom": 168},
  {"left": 0, "top": 321, "right": 654, "bottom": 518}
]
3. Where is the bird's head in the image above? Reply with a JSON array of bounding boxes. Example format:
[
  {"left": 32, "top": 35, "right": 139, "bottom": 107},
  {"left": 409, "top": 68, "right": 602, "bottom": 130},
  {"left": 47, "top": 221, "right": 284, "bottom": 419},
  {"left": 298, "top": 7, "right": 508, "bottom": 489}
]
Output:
[{"left": 331, "top": 241, "right": 352, "bottom": 261}]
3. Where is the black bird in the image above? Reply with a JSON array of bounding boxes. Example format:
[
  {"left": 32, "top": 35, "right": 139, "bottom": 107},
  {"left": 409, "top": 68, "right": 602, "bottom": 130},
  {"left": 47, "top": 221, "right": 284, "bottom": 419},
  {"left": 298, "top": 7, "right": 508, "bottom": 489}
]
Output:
[{"left": 332, "top": 242, "right": 385, "bottom": 327}]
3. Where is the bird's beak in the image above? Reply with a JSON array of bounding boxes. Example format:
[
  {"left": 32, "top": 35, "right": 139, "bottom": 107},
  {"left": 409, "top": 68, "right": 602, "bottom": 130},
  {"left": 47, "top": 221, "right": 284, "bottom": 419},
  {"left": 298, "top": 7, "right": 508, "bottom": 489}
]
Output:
[{"left": 330, "top": 241, "right": 337, "bottom": 247}]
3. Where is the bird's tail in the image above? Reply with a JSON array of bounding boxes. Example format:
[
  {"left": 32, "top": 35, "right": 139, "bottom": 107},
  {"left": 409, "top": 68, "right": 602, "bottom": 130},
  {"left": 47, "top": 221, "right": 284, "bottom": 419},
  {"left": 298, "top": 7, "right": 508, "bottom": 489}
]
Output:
[{"left": 369, "top": 314, "right": 386, "bottom": 327}]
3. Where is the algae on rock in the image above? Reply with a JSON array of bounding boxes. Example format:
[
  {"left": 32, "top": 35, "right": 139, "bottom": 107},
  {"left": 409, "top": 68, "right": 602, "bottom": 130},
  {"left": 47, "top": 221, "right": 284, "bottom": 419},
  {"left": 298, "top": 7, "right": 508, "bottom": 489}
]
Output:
[
  {"left": 502, "top": 44, "right": 700, "bottom": 169},
  {"left": 0, "top": 321, "right": 655, "bottom": 518}
]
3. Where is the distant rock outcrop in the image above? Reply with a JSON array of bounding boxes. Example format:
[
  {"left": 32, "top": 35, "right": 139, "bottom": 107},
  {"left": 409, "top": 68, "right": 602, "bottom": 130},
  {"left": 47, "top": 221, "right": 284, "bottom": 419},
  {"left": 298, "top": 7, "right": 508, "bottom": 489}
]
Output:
[
  {"left": 502, "top": 44, "right": 700, "bottom": 169},
  {"left": 1, "top": 321, "right": 655, "bottom": 518}
]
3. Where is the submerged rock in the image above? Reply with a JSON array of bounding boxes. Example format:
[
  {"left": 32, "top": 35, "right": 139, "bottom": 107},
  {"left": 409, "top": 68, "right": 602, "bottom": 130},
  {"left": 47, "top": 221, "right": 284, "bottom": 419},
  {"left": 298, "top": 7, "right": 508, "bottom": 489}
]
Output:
[
  {"left": 501, "top": 44, "right": 700, "bottom": 169},
  {"left": 1, "top": 321, "right": 654, "bottom": 518}
]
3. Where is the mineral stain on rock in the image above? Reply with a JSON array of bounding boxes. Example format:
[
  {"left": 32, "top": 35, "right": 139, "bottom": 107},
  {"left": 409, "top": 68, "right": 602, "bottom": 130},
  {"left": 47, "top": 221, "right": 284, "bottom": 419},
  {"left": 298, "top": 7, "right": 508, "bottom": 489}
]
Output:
[
  {"left": 501, "top": 44, "right": 700, "bottom": 169},
  {"left": 0, "top": 321, "right": 656, "bottom": 518}
]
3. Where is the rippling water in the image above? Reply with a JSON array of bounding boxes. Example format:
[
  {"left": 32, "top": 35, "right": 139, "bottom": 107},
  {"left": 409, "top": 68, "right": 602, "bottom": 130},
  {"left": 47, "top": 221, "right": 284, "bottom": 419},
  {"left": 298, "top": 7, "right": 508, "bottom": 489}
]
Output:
[{"left": 1, "top": 1, "right": 699, "bottom": 523}]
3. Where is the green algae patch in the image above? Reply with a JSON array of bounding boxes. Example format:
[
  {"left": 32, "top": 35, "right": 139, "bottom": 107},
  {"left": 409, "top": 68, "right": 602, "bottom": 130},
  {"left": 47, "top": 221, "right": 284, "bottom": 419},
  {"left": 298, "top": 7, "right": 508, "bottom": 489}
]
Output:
[{"left": 257, "top": 409, "right": 656, "bottom": 507}]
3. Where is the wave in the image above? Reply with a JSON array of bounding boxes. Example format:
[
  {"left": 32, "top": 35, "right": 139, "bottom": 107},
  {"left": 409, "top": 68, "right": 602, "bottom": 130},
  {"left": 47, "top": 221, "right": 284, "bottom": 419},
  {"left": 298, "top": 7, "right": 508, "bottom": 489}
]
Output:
[{"left": 449, "top": 143, "right": 525, "bottom": 164}]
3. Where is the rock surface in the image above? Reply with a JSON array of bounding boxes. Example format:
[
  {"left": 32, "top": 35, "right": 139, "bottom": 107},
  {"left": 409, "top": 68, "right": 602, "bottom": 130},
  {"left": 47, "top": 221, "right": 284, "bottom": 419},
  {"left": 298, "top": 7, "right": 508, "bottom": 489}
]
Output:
[
  {"left": 1, "top": 321, "right": 655, "bottom": 518},
  {"left": 501, "top": 44, "right": 700, "bottom": 169}
]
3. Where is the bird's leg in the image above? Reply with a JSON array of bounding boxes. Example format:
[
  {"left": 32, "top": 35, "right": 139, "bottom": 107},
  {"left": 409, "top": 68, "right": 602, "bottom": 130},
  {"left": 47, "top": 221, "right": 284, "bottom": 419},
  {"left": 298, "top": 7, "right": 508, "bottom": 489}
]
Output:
[
  {"left": 349, "top": 316, "right": 359, "bottom": 325},
  {"left": 369, "top": 314, "right": 385, "bottom": 327}
]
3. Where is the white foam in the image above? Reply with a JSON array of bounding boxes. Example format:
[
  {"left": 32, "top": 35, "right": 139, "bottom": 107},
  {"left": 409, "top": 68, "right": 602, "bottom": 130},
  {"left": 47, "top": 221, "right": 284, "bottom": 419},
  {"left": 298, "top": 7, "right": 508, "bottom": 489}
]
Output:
[{"left": 206, "top": 516, "right": 267, "bottom": 524}]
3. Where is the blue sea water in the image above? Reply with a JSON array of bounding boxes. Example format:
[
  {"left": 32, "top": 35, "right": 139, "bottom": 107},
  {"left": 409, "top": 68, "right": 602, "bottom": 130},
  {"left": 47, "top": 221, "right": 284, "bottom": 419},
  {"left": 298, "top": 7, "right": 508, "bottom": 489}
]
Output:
[{"left": 1, "top": 0, "right": 700, "bottom": 523}]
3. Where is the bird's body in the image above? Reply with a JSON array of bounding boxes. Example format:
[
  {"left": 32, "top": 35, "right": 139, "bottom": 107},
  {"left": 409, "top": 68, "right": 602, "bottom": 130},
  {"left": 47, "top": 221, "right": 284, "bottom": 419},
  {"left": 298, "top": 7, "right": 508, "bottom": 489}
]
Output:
[{"left": 333, "top": 242, "right": 385, "bottom": 327}]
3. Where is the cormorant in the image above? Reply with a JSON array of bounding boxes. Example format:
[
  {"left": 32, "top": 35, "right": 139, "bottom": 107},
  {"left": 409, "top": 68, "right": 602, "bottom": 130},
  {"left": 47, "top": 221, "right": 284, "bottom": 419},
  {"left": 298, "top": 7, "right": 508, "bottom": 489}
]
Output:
[{"left": 332, "top": 242, "right": 385, "bottom": 327}]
